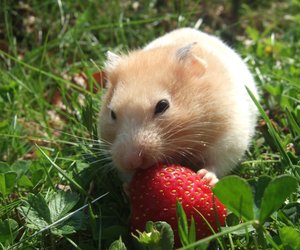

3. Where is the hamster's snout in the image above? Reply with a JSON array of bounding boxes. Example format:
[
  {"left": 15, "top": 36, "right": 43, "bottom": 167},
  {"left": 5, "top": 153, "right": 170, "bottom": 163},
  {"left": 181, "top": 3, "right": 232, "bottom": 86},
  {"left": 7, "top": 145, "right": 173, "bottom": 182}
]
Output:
[
  {"left": 123, "top": 149, "right": 153, "bottom": 170},
  {"left": 112, "top": 129, "right": 160, "bottom": 172},
  {"left": 113, "top": 141, "right": 155, "bottom": 171}
]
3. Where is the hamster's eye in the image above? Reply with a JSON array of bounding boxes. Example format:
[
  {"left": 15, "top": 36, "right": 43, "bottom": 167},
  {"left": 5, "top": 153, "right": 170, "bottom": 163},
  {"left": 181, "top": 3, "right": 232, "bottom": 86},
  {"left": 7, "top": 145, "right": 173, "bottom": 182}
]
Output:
[
  {"left": 110, "top": 110, "right": 117, "bottom": 120},
  {"left": 154, "top": 99, "right": 169, "bottom": 115}
]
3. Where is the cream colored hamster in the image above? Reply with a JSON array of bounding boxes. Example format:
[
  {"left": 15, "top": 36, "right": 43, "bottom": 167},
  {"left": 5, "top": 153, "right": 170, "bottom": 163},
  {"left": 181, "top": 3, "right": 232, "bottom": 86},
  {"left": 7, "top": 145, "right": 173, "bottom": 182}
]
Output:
[{"left": 99, "top": 28, "right": 258, "bottom": 185}]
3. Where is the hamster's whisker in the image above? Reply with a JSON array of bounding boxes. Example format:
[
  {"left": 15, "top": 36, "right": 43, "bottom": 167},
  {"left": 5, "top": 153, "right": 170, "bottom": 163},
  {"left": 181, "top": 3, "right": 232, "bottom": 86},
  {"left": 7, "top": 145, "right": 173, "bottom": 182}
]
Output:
[
  {"left": 54, "top": 129, "right": 101, "bottom": 143},
  {"left": 88, "top": 157, "right": 113, "bottom": 166},
  {"left": 86, "top": 145, "right": 111, "bottom": 152},
  {"left": 98, "top": 138, "right": 113, "bottom": 146},
  {"left": 160, "top": 121, "right": 224, "bottom": 140},
  {"left": 163, "top": 134, "right": 213, "bottom": 148},
  {"left": 161, "top": 144, "right": 207, "bottom": 168},
  {"left": 79, "top": 152, "right": 111, "bottom": 159}
]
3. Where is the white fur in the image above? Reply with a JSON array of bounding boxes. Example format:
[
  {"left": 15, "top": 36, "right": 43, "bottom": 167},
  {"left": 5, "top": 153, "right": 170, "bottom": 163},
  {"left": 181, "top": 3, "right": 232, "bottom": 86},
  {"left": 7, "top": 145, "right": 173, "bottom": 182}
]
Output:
[{"left": 143, "top": 28, "right": 258, "bottom": 176}]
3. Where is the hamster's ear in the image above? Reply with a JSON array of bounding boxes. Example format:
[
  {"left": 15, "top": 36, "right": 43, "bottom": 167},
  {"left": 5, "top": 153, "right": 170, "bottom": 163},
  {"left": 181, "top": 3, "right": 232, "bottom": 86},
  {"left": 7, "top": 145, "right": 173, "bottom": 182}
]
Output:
[
  {"left": 105, "top": 51, "right": 121, "bottom": 71},
  {"left": 176, "top": 43, "right": 207, "bottom": 77},
  {"left": 186, "top": 55, "right": 207, "bottom": 77}
]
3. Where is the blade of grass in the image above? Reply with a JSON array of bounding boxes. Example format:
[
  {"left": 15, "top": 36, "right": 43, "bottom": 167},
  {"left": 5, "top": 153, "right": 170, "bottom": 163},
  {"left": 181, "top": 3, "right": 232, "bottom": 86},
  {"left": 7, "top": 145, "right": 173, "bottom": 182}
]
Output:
[
  {"left": 286, "top": 108, "right": 300, "bottom": 136},
  {"left": 65, "top": 236, "right": 83, "bottom": 250},
  {"left": 0, "top": 50, "right": 93, "bottom": 96},
  {"left": 0, "top": 134, "right": 79, "bottom": 147},
  {"left": 246, "top": 87, "right": 294, "bottom": 170},
  {"left": 194, "top": 208, "right": 224, "bottom": 249},
  {"left": 177, "top": 220, "right": 258, "bottom": 250},
  {"left": 35, "top": 144, "right": 88, "bottom": 196}
]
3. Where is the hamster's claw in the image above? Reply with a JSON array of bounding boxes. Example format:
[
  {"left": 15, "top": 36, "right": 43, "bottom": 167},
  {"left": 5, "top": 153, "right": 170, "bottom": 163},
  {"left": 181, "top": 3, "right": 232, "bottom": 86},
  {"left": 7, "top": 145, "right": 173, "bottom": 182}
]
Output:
[{"left": 197, "top": 169, "right": 219, "bottom": 187}]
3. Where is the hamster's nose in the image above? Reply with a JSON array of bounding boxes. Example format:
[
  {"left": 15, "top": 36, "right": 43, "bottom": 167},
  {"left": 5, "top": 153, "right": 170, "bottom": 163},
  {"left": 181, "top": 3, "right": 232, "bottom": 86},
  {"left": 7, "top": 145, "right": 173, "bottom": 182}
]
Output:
[{"left": 125, "top": 150, "right": 152, "bottom": 170}]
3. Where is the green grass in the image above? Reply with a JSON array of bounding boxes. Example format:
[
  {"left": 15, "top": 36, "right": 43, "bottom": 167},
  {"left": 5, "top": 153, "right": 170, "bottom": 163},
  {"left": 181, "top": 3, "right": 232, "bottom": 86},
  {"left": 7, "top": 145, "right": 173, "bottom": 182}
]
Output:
[{"left": 0, "top": 1, "right": 299, "bottom": 249}]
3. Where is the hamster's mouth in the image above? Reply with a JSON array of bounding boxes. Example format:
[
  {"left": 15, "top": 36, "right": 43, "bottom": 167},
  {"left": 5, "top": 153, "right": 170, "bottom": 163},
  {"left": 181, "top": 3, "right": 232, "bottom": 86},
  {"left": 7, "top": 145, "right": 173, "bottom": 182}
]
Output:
[
  {"left": 158, "top": 157, "right": 206, "bottom": 172},
  {"left": 119, "top": 153, "right": 206, "bottom": 173}
]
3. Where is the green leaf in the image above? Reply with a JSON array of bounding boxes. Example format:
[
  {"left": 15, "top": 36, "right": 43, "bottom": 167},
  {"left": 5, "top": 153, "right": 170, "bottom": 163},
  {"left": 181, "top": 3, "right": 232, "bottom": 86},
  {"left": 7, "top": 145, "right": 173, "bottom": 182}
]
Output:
[
  {"left": 132, "top": 222, "right": 160, "bottom": 246},
  {"left": 213, "top": 176, "right": 254, "bottom": 221},
  {"left": 11, "top": 160, "right": 31, "bottom": 181},
  {"left": 63, "top": 210, "right": 88, "bottom": 231},
  {"left": 132, "top": 221, "right": 174, "bottom": 250},
  {"left": 48, "top": 191, "right": 79, "bottom": 222},
  {"left": 0, "top": 219, "right": 18, "bottom": 244},
  {"left": 18, "top": 193, "right": 51, "bottom": 229},
  {"left": 31, "top": 169, "right": 44, "bottom": 186},
  {"left": 109, "top": 237, "right": 127, "bottom": 250},
  {"left": 264, "top": 83, "right": 282, "bottom": 96},
  {"left": 0, "top": 174, "right": 6, "bottom": 195},
  {"left": 51, "top": 210, "right": 87, "bottom": 236},
  {"left": 176, "top": 201, "right": 189, "bottom": 246},
  {"left": 248, "top": 176, "right": 272, "bottom": 219},
  {"left": 188, "top": 217, "right": 196, "bottom": 244},
  {"left": 0, "top": 161, "right": 31, "bottom": 191},
  {"left": 152, "top": 221, "right": 174, "bottom": 250},
  {"left": 246, "top": 26, "right": 259, "bottom": 41},
  {"left": 279, "top": 226, "right": 300, "bottom": 250},
  {"left": 259, "top": 175, "right": 298, "bottom": 224},
  {"left": 51, "top": 224, "right": 76, "bottom": 235},
  {"left": 0, "top": 172, "right": 17, "bottom": 196},
  {"left": 0, "top": 162, "right": 10, "bottom": 173},
  {"left": 17, "top": 175, "right": 33, "bottom": 188},
  {"left": 28, "top": 193, "right": 52, "bottom": 223}
]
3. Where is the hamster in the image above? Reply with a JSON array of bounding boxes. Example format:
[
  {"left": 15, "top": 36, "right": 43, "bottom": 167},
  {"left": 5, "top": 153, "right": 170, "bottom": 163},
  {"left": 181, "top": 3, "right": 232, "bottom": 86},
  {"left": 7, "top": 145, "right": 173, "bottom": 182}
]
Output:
[{"left": 99, "top": 27, "right": 258, "bottom": 185}]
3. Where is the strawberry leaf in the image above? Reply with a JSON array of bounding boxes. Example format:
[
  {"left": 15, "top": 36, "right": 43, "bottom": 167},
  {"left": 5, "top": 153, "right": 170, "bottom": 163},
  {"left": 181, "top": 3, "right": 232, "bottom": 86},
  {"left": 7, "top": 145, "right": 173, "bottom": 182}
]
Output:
[
  {"left": 109, "top": 237, "right": 127, "bottom": 250},
  {"left": 259, "top": 175, "right": 298, "bottom": 224},
  {"left": 213, "top": 176, "right": 254, "bottom": 221},
  {"left": 51, "top": 210, "right": 87, "bottom": 236},
  {"left": 48, "top": 191, "right": 79, "bottom": 222},
  {"left": 51, "top": 224, "right": 76, "bottom": 235},
  {"left": 153, "top": 221, "right": 174, "bottom": 250},
  {"left": 132, "top": 221, "right": 174, "bottom": 250},
  {"left": 18, "top": 193, "right": 50, "bottom": 230},
  {"left": 18, "top": 191, "right": 82, "bottom": 235}
]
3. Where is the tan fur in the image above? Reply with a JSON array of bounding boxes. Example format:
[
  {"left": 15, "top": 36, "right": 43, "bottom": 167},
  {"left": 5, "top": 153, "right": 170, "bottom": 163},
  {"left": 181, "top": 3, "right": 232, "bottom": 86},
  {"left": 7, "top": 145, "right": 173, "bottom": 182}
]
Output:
[{"left": 99, "top": 28, "right": 258, "bottom": 178}]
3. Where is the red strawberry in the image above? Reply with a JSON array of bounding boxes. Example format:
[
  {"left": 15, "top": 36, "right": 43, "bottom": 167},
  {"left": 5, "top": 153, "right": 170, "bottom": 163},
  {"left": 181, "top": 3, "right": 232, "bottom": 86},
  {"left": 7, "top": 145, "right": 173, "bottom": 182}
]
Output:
[{"left": 128, "top": 163, "right": 227, "bottom": 245}]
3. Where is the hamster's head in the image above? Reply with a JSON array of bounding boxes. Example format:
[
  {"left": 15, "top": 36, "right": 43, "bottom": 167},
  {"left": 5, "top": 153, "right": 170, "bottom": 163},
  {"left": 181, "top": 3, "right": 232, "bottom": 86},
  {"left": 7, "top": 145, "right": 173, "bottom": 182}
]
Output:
[{"left": 99, "top": 44, "right": 229, "bottom": 174}]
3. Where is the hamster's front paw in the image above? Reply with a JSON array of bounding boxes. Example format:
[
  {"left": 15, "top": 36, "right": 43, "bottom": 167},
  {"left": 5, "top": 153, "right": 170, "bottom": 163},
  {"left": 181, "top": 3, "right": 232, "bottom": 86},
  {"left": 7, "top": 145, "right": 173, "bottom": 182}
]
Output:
[{"left": 197, "top": 169, "right": 219, "bottom": 187}]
